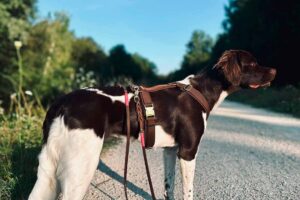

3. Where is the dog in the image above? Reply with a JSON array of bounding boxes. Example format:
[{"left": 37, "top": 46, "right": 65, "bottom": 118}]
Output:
[{"left": 29, "top": 50, "right": 276, "bottom": 200}]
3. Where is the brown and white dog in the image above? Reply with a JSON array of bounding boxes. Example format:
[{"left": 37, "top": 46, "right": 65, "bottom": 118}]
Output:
[{"left": 29, "top": 50, "right": 276, "bottom": 200}]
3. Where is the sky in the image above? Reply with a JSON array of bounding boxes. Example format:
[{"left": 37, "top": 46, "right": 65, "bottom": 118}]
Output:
[{"left": 38, "top": 0, "right": 228, "bottom": 74}]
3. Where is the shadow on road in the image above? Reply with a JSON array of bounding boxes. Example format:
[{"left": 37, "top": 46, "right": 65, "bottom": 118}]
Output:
[{"left": 94, "top": 160, "right": 153, "bottom": 199}]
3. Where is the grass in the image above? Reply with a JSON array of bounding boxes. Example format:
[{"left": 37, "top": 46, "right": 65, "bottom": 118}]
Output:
[
  {"left": 0, "top": 114, "right": 43, "bottom": 200},
  {"left": 102, "top": 136, "right": 123, "bottom": 154},
  {"left": 229, "top": 84, "right": 300, "bottom": 118}
]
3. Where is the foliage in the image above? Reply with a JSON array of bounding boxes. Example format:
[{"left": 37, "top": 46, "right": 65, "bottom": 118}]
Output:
[
  {"left": 132, "top": 53, "right": 158, "bottom": 84},
  {"left": 0, "top": 11, "right": 160, "bottom": 107},
  {"left": 0, "top": 114, "right": 43, "bottom": 200},
  {"left": 229, "top": 85, "right": 300, "bottom": 118},
  {"left": 0, "top": 0, "right": 37, "bottom": 106},
  {"left": 212, "top": 0, "right": 300, "bottom": 86},
  {"left": 0, "top": 0, "right": 36, "bottom": 41},
  {"left": 168, "top": 30, "right": 214, "bottom": 81},
  {"left": 71, "top": 37, "right": 110, "bottom": 84},
  {"left": 73, "top": 68, "right": 97, "bottom": 88},
  {"left": 182, "top": 31, "right": 213, "bottom": 71},
  {"left": 108, "top": 45, "right": 143, "bottom": 82},
  {"left": 22, "top": 12, "right": 75, "bottom": 104},
  {"left": 0, "top": 0, "right": 161, "bottom": 108},
  {"left": 108, "top": 44, "right": 158, "bottom": 84}
]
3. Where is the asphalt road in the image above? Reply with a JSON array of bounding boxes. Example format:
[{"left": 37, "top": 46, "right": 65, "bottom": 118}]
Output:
[{"left": 84, "top": 101, "right": 300, "bottom": 200}]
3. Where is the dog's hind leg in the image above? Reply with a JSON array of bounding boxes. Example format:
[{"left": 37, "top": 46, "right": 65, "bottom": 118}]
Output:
[
  {"left": 29, "top": 117, "right": 66, "bottom": 200},
  {"left": 28, "top": 145, "right": 60, "bottom": 200},
  {"left": 163, "top": 146, "right": 177, "bottom": 200},
  {"left": 57, "top": 129, "right": 104, "bottom": 200}
]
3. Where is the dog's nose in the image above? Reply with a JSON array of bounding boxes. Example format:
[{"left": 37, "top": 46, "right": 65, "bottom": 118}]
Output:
[{"left": 269, "top": 68, "right": 277, "bottom": 75}]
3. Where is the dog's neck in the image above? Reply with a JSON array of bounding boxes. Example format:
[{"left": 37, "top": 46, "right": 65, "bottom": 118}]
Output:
[{"left": 189, "top": 68, "right": 238, "bottom": 111}]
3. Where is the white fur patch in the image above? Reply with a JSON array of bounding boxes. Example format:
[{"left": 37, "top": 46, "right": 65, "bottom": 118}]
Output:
[
  {"left": 58, "top": 128, "right": 103, "bottom": 200},
  {"left": 180, "top": 158, "right": 196, "bottom": 200},
  {"left": 153, "top": 125, "right": 176, "bottom": 148},
  {"left": 85, "top": 88, "right": 133, "bottom": 104},
  {"left": 29, "top": 117, "right": 66, "bottom": 200},
  {"left": 212, "top": 91, "right": 228, "bottom": 112},
  {"left": 29, "top": 117, "right": 104, "bottom": 200},
  {"left": 177, "top": 75, "right": 194, "bottom": 85},
  {"left": 202, "top": 112, "right": 207, "bottom": 130}
]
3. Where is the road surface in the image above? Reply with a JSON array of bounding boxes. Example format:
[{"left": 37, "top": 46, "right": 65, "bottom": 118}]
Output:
[{"left": 84, "top": 101, "right": 300, "bottom": 200}]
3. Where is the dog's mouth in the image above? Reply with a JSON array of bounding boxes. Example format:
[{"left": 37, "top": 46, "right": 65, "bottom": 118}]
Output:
[{"left": 249, "top": 82, "right": 271, "bottom": 89}]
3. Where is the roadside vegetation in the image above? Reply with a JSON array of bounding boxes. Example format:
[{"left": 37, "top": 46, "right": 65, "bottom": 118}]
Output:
[
  {"left": 0, "top": 113, "right": 43, "bottom": 199},
  {"left": 229, "top": 85, "right": 300, "bottom": 118}
]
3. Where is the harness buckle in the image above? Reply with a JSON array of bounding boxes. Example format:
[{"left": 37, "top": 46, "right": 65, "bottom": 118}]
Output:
[{"left": 144, "top": 104, "right": 155, "bottom": 118}]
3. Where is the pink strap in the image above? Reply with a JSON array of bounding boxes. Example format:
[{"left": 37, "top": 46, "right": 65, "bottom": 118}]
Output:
[
  {"left": 124, "top": 90, "right": 129, "bottom": 106},
  {"left": 140, "top": 131, "right": 145, "bottom": 147}
]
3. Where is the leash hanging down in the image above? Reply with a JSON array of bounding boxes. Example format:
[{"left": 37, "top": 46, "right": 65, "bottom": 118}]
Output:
[
  {"left": 123, "top": 87, "right": 156, "bottom": 200},
  {"left": 123, "top": 89, "right": 131, "bottom": 199}
]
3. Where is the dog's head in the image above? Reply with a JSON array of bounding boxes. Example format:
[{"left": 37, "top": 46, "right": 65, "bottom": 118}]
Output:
[{"left": 214, "top": 50, "right": 276, "bottom": 89}]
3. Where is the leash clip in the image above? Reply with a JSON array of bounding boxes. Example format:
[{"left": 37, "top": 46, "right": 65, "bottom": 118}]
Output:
[{"left": 131, "top": 85, "right": 140, "bottom": 103}]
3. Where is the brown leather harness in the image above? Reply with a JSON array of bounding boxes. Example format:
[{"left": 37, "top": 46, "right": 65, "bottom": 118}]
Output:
[{"left": 123, "top": 82, "right": 211, "bottom": 200}]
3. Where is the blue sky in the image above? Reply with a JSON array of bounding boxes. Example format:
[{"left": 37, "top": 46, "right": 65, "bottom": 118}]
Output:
[{"left": 38, "top": 0, "right": 228, "bottom": 74}]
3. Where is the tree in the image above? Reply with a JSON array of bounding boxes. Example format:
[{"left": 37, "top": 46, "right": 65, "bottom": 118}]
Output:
[
  {"left": 132, "top": 53, "right": 158, "bottom": 83},
  {"left": 0, "top": 0, "right": 36, "bottom": 41},
  {"left": 212, "top": 0, "right": 300, "bottom": 85},
  {"left": 0, "top": 0, "right": 37, "bottom": 104},
  {"left": 182, "top": 31, "right": 213, "bottom": 71},
  {"left": 108, "top": 45, "right": 143, "bottom": 82},
  {"left": 108, "top": 45, "right": 160, "bottom": 84},
  {"left": 168, "top": 30, "right": 213, "bottom": 81},
  {"left": 71, "top": 37, "right": 110, "bottom": 84},
  {"left": 22, "top": 12, "right": 75, "bottom": 104}
]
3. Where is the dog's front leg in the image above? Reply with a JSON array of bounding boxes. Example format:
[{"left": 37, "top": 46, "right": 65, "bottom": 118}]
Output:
[
  {"left": 163, "top": 146, "right": 177, "bottom": 200},
  {"left": 180, "top": 157, "right": 196, "bottom": 200}
]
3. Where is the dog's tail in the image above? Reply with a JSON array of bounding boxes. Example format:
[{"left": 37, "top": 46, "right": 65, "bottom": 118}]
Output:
[{"left": 29, "top": 116, "right": 66, "bottom": 200}]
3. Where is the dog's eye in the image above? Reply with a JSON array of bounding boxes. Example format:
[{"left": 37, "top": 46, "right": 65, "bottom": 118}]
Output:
[{"left": 250, "top": 63, "right": 256, "bottom": 68}]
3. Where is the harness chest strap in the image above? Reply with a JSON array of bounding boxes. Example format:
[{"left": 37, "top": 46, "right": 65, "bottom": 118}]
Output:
[
  {"left": 139, "top": 82, "right": 211, "bottom": 148},
  {"left": 175, "top": 82, "right": 211, "bottom": 115},
  {"left": 139, "top": 90, "right": 156, "bottom": 148},
  {"left": 140, "top": 82, "right": 210, "bottom": 114}
]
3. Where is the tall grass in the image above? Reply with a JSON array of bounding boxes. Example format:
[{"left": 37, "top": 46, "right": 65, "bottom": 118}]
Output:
[
  {"left": 0, "top": 41, "right": 45, "bottom": 199},
  {"left": 0, "top": 114, "right": 43, "bottom": 199}
]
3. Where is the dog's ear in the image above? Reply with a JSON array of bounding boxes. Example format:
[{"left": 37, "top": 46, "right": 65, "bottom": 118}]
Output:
[{"left": 214, "top": 50, "right": 241, "bottom": 86}]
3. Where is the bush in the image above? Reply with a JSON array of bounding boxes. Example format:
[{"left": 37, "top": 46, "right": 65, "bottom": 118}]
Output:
[
  {"left": 229, "top": 85, "right": 300, "bottom": 117},
  {"left": 0, "top": 114, "right": 43, "bottom": 200}
]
